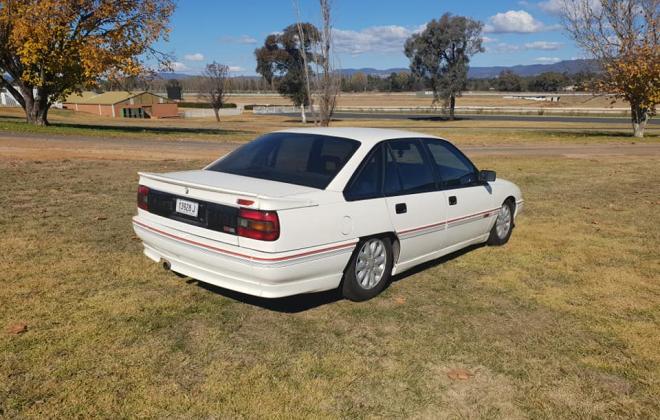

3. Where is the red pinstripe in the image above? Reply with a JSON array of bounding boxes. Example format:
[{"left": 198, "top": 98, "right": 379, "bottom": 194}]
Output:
[
  {"left": 133, "top": 219, "right": 355, "bottom": 262},
  {"left": 398, "top": 208, "right": 499, "bottom": 235}
]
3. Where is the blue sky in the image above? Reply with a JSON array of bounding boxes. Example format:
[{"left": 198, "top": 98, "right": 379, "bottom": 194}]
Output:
[{"left": 157, "top": 0, "right": 580, "bottom": 75}]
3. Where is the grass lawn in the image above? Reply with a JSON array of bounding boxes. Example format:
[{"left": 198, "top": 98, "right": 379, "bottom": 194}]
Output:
[
  {"left": 1, "top": 152, "right": 658, "bottom": 417},
  {"left": 1, "top": 107, "right": 658, "bottom": 146}
]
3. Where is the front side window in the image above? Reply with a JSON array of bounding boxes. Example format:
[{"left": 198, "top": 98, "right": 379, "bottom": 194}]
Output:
[
  {"left": 386, "top": 139, "right": 436, "bottom": 194},
  {"left": 207, "top": 133, "right": 360, "bottom": 189},
  {"left": 423, "top": 139, "right": 478, "bottom": 188}
]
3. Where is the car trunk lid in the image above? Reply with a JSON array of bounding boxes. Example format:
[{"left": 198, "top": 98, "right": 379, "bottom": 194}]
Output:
[
  {"left": 139, "top": 170, "right": 318, "bottom": 210},
  {"left": 137, "top": 170, "right": 318, "bottom": 247}
]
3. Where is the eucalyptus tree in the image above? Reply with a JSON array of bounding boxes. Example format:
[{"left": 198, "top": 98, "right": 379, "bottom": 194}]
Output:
[
  {"left": 405, "top": 14, "right": 484, "bottom": 120},
  {"left": 254, "top": 23, "right": 321, "bottom": 123}
]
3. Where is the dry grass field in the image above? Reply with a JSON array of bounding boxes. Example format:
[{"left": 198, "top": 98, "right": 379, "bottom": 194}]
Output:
[
  {"left": 1, "top": 111, "right": 659, "bottom": 418},
  {"left": 222, "top": 93, "right": 630, "bottom": 109},
  {"left": 1, "top": 107, "right": 656, "bottom": 147}
]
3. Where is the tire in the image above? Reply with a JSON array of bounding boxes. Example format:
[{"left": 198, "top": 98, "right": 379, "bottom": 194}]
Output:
[
  {"left": 487, "top": 200, "right": 515, "bottom": 246},
  {"left": 342, "top": 236, "right": 393, "bottom": 301}
]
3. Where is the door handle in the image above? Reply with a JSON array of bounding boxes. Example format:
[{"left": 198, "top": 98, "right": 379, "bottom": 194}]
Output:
[
  {"left": 395, "top": 203, "right": 407, "bottom": 214},
  {"left": 449, "top": 196, "right": 457, "bottom": 205}
]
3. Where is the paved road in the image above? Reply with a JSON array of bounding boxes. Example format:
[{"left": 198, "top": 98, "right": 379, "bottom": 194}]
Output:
[
  {"left": 276, "top": 112, "right": 658, "bottom": 125},
  {"left": 1, "top": 132, "right": 659, "bottom": 161}
]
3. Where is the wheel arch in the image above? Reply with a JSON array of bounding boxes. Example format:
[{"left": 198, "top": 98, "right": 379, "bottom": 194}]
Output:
[
  {"left": 502, "top": 195, "right": 517, "bottom": 227},
  {"left": 342, "top": 231, "right": 401, "bottom": 276}
]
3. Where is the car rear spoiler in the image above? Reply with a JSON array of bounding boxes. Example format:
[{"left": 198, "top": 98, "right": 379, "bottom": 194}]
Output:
[{"left": 138, "top": 172, "right": 318, "bottom": 211}]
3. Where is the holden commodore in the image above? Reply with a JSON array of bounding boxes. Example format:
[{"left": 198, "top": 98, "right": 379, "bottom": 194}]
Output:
[{"left": 133, "top": 128, "right": 523, "bottom": 301}]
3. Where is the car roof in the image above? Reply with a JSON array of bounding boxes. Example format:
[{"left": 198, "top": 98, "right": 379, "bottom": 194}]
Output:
[{"left": 275, "top": 127, "right": 442, "bottom": 147}]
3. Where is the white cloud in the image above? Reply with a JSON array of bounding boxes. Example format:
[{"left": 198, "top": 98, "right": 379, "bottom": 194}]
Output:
[
  {"left": 489, "top": 43, "right": 523, "bottom": 53},
  {"left": 538, "top": 0, "right": 601, "bottom": 16},
  {"left": 219, "top": 35, "right": 257, "bottom": 44},
  {"left": 184, "top": 53, "right": 204, "bottom": 62},
  {"left": 488, "top": 40, "right": 563, "bottom": 53},
  {"left": 484, "top": 10, "right": 558, "bottom": 33},
  {"left": 534, "top": 56, "right": 562, "bottom": 64},
  {"left": 524, "top": 41, "right": 562, "bottom": 50},
  {"left": 333, "top": 25, "right": 425, "bottom": 55},
  {"left": 170, "top": 61, "right": 190, "bottom": 72},
  {"left": 228, "top": 66, "right": 244, "bottom": 72},
  {"left": 538, "top": 0, "right": 564, "bottom": 14},
  {"left": 482, "top": 36, "right": 498, "bottom": 43}
]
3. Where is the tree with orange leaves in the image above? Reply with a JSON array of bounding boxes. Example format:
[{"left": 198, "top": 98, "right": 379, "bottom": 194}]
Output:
[
  {"left": 0, "top": 0, "right": 174, "bottom": 125},
  {"left": 561, "top": 0, "right": 659, "bottom": 138}
]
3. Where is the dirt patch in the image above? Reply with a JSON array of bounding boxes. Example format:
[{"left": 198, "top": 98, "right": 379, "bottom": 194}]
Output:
[
  {"left": 2, "top": 133, "right": 659, "bottom": 162},
  {"left": 418, "top": 363, "right": 527, "bottom": 419},
  {"left": 0, "top": 134, "right": 239, "bottom": 161}
]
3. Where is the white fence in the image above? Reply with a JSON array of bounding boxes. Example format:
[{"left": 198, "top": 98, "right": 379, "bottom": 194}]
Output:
[
  {"left": 253, "top": 106, "right": 307, "bottom": 114},
  {"left": 0, "top": 91, "right": 20, "bottom": 107},
  {"left": 180, "top": 107, "right": 243, "bottom": 118},
  {"left": 253, "top": 105, "right": 630, "bottom": 117}
]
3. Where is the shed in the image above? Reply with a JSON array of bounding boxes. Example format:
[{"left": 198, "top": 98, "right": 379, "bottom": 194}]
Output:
[{"left": 63, "top": 91, "right": 178, "bottom": 118}]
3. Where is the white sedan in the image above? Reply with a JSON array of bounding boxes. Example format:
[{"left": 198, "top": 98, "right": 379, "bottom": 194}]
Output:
[{"left": 133, "top": 128, "right": 523, "bottom": 301}]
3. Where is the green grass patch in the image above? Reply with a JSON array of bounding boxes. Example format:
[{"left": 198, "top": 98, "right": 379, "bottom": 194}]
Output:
[{"left": 1, "top": 155, "right": 658, "bottom": 417}]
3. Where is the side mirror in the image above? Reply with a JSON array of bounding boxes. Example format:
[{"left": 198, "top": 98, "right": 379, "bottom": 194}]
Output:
[{"left": 478, "top": 170, "right": 496, "bottom": 183}]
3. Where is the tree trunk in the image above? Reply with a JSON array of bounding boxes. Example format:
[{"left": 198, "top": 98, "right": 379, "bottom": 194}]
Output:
[
  {"left": 631, "top": 103, "right": 648, "bottom": 138},
  {"left": 213, "top": 107, "right": 220, "bottom": 122},
  {"left": 300, "top": 104, "right": 307, "bottom": 124},
  {"left": 449, "top": 95, "right": 456, "bottom": 120},
  {"left": 25, "top": 98, "right": 50, "bottom": 126},
  {"left": 13, "top": 84, "right": 50, "bottom": 126}
]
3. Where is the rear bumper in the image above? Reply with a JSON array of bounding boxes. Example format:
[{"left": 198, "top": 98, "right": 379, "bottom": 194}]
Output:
[{"left": 132, "top": 217, "right": 356, "bottom": 298}]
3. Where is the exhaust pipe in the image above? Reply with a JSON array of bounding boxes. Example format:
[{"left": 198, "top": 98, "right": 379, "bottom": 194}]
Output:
[{"left": 162, "top": 260, "right": 171, "bottom": 271}]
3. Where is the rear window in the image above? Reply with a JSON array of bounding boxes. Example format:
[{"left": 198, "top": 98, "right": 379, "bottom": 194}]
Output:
[{"left": 207, "top": 133, "right": 360, "bottom": 189}]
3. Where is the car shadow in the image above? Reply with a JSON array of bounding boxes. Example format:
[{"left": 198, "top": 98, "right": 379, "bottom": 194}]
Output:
[
  {"left": 390, "top": 243, "right": 485, "bottom": 284},
  {"left": 190, "top": 280, "right": 343, "bottom": 313},
  {"left": 185, "top": 243, "right": 486, "bottom": 313}
]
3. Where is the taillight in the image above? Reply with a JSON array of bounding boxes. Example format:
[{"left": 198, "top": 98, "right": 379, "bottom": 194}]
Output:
[
  {"left": 137, "top": 185, "right": 149, "bottom": 210},
  {"left": 237, "top": 208, "right": 279, "bottom": 241}
]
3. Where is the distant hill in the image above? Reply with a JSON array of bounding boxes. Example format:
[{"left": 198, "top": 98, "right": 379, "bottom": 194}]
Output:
[
  {"left": 468, "top": 59, "right": 600, "bottom": 79},
  {"left": 156, "top": 72, "right": 194, "bottom": 80},
  {"left": 340, "top": 67, "right": 409, "bottom": 77},
  {"left": 157, "top": 59, "right": 600, "bottom": 80},
  {"left": 339, "top": 59, "right": 600, "bottom": 79}
]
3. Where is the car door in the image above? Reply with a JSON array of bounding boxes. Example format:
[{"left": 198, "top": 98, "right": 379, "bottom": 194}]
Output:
[
  {"left": 383, "top": 139, "right": 447, "bottom": 263},
  {"left": 422, "top": 139, "right": 495, "bottom": 248}
]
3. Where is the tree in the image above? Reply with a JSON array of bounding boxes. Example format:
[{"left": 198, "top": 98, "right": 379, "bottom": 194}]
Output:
[
  {"left": 528, "top": 72, "right": 570, "bottom": 92},
  {"left": 315, "top": 0, "right": 339, "bottom": 127},
  {"left": 350, "top": 72, "right": 368, "bottom": 92},
  {"left": 496, "top": 70, "right": 524, "bottom": 92},
  {"left": 404, "top": 13, "right": 484, "bottom": 119},
  {"left": 560, "top": 0, "right": 659, "bottom": 137},
  {"left": 254, "top": 23, "right": 320, "bottom": 123},
  {"left": 293, "top": 0, "right": 315, "bottom": 124},
  {"left": 201, "top": 62, "right": 229, "bottom": 122},
  {"left": 166, "top": 79, "right": 182, "bottom": 101},
  {"left": 0, "top": 0, "right": 174, "bottom": 126}
]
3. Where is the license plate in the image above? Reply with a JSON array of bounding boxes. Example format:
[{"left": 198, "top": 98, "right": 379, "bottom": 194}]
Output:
[{"left": 175, "top": 199, "right": 199, "bottom": 217}]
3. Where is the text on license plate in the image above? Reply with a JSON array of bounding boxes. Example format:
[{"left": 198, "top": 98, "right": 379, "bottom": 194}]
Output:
[{"left": 175, "top": 199, "right": 199, "bottom": 217}]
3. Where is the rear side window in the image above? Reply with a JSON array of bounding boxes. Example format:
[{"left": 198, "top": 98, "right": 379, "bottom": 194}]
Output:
[
  {"left": 387, "top": 139, "right": 436, "bottom": 194},
  {"left": 207, "top": 133, "right": 360, "bottom": 189},
  {"left": 423, "top": 139, "right": 477, "bottom": 188},
  {"left": 383, "top": 145, "right": 402, "bottom": 195},
  {"left": 344, "top": 144, "right": 384, "bottom": 201}
]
